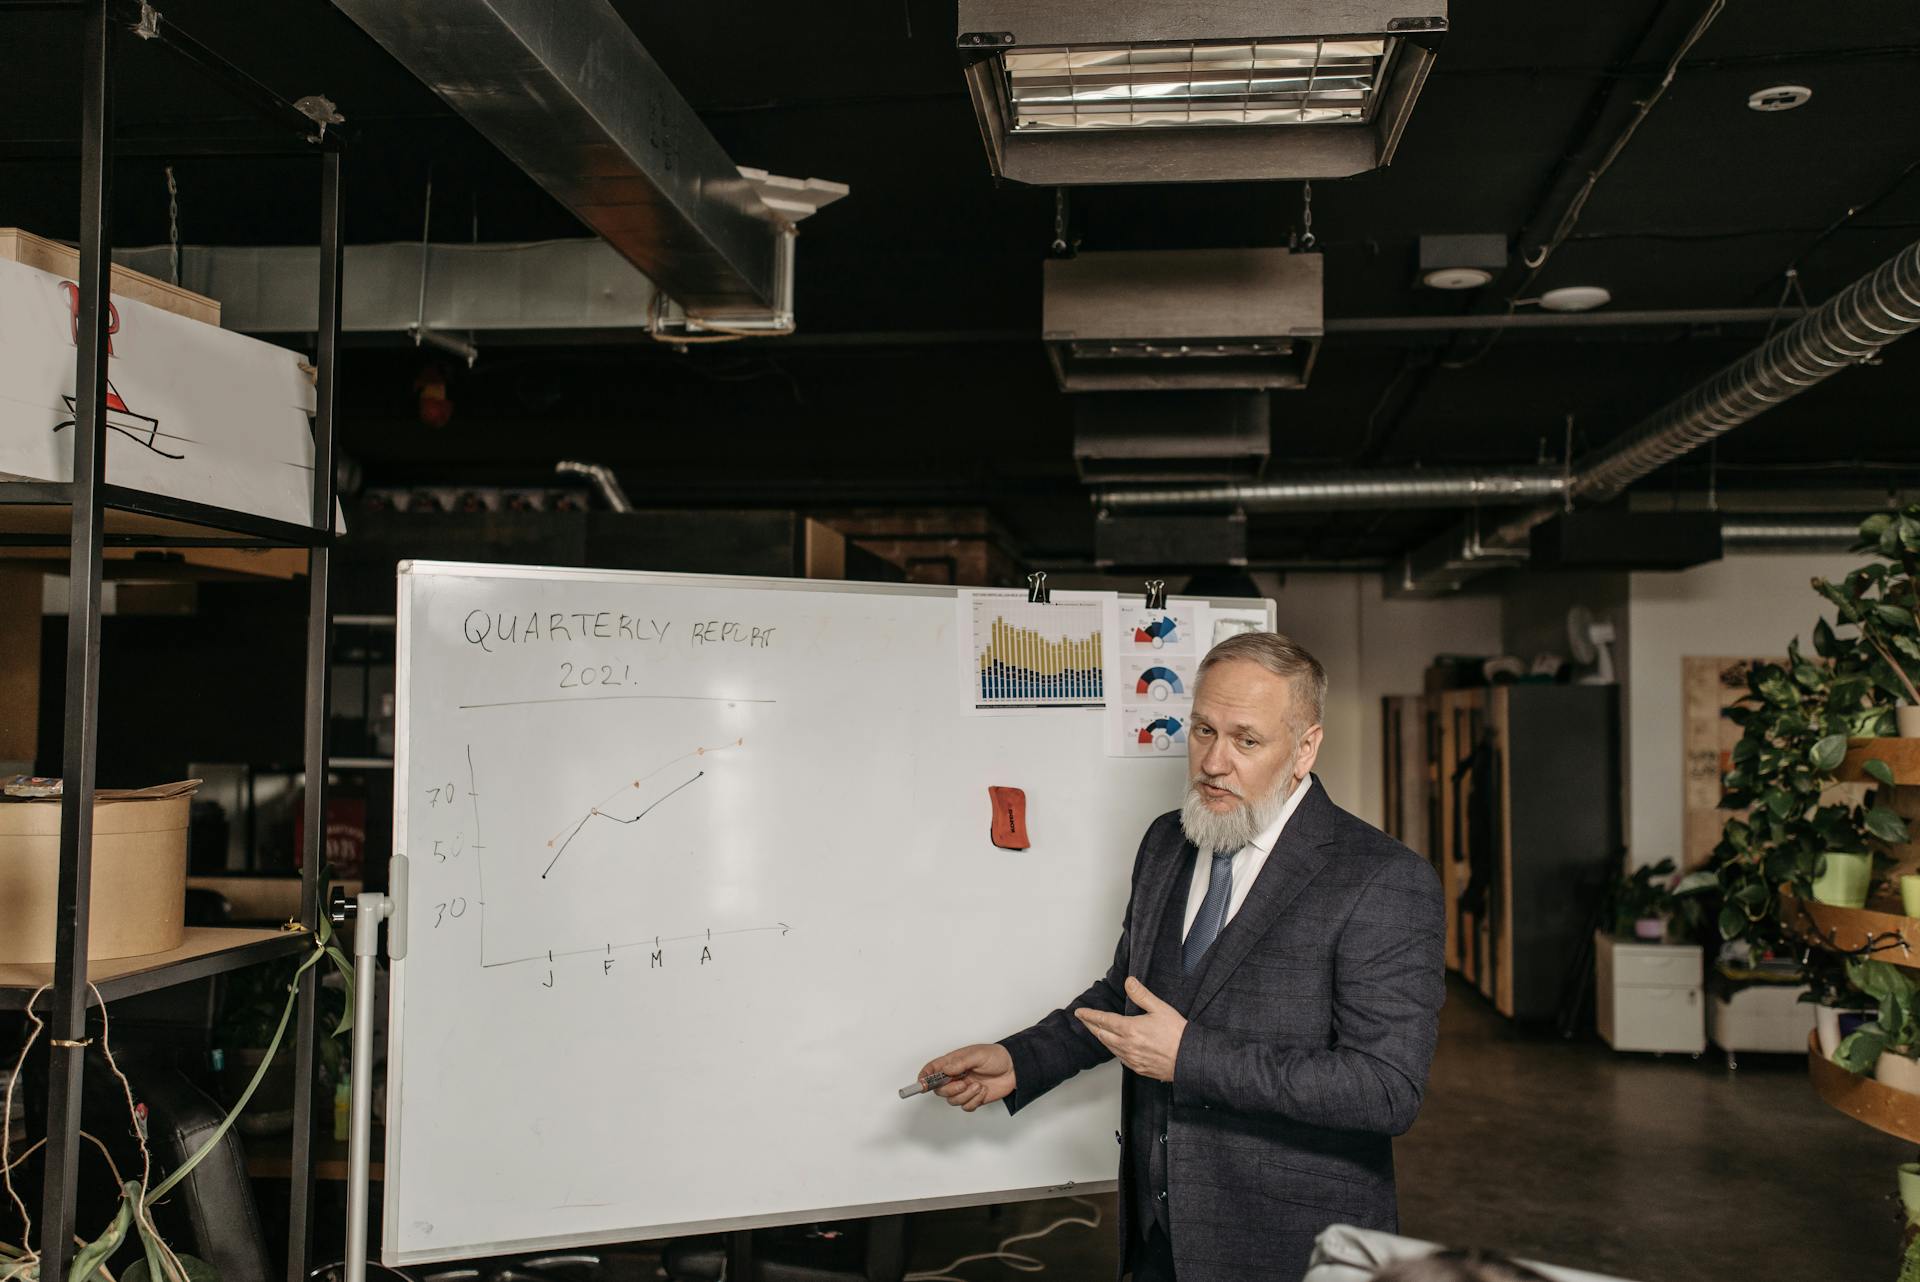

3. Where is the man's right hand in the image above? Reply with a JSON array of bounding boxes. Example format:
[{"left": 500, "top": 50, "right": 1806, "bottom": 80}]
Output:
[{"left": 919, "top": 1043, "right": 1017, "bottom": 1112}]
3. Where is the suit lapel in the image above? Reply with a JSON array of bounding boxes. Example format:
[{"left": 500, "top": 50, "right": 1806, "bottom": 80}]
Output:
[
  {"left": 1186, "top": 776, "right": 1336, "bottom": 1020},
  {"left": 1127, "top": 827, "right": 1193, "bottom": 1004}
]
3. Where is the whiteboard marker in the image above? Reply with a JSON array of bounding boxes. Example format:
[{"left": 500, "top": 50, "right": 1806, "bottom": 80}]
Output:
[{"left": 897, "top": 1072, "right": 951, "bottom": 1099}]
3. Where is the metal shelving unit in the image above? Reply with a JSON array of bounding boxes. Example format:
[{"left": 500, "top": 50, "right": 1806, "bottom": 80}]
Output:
[{"left": 0, "top": 3, "right": 345, "bottom": 1279}]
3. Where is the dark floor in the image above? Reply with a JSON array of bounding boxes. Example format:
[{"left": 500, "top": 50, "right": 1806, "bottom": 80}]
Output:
[{"left": 900, "top": 976, "right": 1912, "bottom": 1282}]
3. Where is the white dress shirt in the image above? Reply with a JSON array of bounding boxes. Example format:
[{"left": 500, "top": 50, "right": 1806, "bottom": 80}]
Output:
[{"left": 1180, "top": 775, "right": 1314, "bottom": 941}]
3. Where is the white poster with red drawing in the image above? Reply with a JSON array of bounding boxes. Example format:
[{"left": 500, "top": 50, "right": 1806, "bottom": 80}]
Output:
[{"left": 0, "top": 256, "right": 319, "bottom": 527}]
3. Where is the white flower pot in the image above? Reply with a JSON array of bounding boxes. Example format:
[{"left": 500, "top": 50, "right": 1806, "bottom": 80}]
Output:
[
  {"left": 1817, "top": 1005, "right": 1874, "bottom": 1058},
  {"left": 1899, "top": 704, "right": 1920, "bottom": 738},
  {"left": 1876, "top": 1050, "right": 1920, "bottom": 1095}
]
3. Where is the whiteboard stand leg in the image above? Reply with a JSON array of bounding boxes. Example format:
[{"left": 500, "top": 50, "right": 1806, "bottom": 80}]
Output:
[
  {"left": 336, "top": 890, "right": 395, "bottom": 1282},
  {"left": 725, "top": 1230, "right": 754, "bottom": 1281}
]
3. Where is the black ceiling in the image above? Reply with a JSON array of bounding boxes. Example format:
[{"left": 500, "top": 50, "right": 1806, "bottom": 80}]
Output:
[{"left": 3, "top": 0, "right": 1918, "bottom": 564}]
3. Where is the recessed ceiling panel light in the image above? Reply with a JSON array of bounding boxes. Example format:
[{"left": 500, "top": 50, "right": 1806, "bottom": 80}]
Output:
[
  {"left": 1422, "top": 266, "right": 1492, "bottom": 290},
  {"left": 1540, "top": 285, "right": 1612, "bottom": 313},
  {"left": 958, "top": 1, "right": 1447, "bottom": 184},
  {"left": 1747, "top": 84, "right": 1813, "bottom": 112}
]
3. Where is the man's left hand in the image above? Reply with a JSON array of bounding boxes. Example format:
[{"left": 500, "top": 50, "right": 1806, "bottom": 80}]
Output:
[{"left": 1075, "top": 978, "right": 1187, "bottom": 1082}]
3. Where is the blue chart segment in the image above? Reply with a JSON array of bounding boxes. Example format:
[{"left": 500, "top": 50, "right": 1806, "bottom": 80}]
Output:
[{"left": 972, "top": 597, "right": 1106, "bottom": 708}]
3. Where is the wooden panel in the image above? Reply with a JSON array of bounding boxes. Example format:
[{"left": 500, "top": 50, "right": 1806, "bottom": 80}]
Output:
[
  {"left": 1839, "top": 739, "right": 1920, "bottom": 786},
  {"left": 1781, "top": 888, "right": 1920, "bottom": 969},
  {"left": 0, "top": 227, "right": 220, "bottom": 326},
  {"left": 1809, "top": 1030, "right": 1920, "bottom": 1144},
  {"left": 1489, "top": 685, "right": 1510, "bottom": 1011},
  {"left": 0, "top": 565, "right": 40, "bottom": 765},
  {"left": 0, "top": 543, "right": 306, "bottom": 579},
  {"left": 1684, "top": 656, "right": 1784, "bottom": 869},
  {"left": 801, "top": 517, "right": 846, "bottom": 580},
  {"left": 1437, "top": 689, "right": 1486, "bottom": 980},
  {"left": 0, "top": 926, "right": 295, "bottom": 1000}
]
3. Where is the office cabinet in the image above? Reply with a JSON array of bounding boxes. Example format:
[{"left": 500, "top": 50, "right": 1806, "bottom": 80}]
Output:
[
  {"left": 1596, "top": 932, "right": 1707, "bottom": 1054},
  {"left": 1437, "top": 685, "right": 1620, "bottom": 1020}
]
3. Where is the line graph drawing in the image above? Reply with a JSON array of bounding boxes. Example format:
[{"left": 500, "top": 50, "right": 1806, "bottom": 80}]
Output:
[
  {"left": 452, "top": 737, "right": 792, "bottom": 973},
  {"left": 542, "top": 770, "right": 707, "bottom": 879}
]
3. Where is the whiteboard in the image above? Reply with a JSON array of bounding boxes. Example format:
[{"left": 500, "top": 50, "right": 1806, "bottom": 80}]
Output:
[{"left": 384, "top": 561, "right": 1271, "bottom": 1265}]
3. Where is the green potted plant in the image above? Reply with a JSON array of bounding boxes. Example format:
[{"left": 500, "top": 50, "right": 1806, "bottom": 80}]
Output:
[
  {"left": 1803, "top": 950, "right": 1877, "bottom": 1059},
  {"left": 1603, "top": 858, "right": 1686, "bottom": 941},
  {"left": 1834, "top": 958, "right": 1920, "bottom": 1093},
  {"left": 1815, "top": 508, "right": 1920, "bottom": 737}
]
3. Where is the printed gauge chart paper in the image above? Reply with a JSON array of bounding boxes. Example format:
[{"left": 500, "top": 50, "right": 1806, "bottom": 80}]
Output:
[
  {"left": 960, "top": 589, "right": 1111, "bottom": 712},
  {"left": 1106, "top": 600, "right": 1211, "bottom": 757}
]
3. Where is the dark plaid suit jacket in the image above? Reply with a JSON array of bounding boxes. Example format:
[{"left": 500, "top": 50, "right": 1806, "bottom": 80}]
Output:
[{"left": 1000, "top": 777, "right": 1447, "bottom": 1282}]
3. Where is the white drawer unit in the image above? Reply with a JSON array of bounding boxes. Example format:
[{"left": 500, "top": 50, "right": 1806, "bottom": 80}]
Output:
[
  {"left": 1595, "top": 932, "right": 1706, "bottom": 1055},
  {"left": 1708, "top": 983, "right": 1816, "bottom": 1068}
]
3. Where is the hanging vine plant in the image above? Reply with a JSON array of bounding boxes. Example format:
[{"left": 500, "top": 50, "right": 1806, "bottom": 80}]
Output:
[{"left": 1705, "top": 509, "right": 1918, "bottom": 955}]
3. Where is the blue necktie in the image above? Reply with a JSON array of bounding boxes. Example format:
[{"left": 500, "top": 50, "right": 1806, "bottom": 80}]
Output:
[{"left": 1183, "top": 851, "right": 1235, "bottom": 973}]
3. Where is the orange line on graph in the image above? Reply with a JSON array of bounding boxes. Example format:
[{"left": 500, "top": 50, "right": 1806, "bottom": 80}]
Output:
[{"left": 543, "top": 738, "right": 745, "bottom": 848}]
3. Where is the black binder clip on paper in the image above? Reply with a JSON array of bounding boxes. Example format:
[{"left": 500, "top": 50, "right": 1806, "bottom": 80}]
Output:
[
  {"left": 1144, "top": 580, "right": 1167, "bottom": 610},
  {"left": 1027, "top": 571, "right": 1051, "bottom": 604}
]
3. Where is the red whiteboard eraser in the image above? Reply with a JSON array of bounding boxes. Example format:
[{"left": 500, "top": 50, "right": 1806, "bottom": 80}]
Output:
[{"left": 989, "top": 786, "right": 1030, "bottom": 850}]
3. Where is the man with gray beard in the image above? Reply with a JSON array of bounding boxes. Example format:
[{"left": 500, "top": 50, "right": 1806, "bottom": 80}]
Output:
[{"left": 920, "top": 632, "right": 1446, "bottom": 1282}]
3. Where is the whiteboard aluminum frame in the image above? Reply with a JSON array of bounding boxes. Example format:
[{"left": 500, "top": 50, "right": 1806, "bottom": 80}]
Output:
[{"left": 385, "top": 559, "right": 1275, "bottom": 1264}]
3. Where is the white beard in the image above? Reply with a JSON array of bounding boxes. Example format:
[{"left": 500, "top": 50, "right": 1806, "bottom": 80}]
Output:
[{"left": 1180, "top": 772, "right": 1294, "bottom": 855}]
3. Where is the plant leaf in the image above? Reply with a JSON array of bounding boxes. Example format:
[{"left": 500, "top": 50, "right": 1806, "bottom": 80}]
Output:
[
  {"left": 1810, "top": 734, "right": 1849, "bottom": 773},
  {"left": 1717, "top": 904, "right": 1746, "bottom": 941},
  {"left": 1867, "top": 805, "right": 1913, "bottom": 845},
  {"left": 1673, "top": 870, "right": 1717, "bottom": 896},
  {"left": 1814, "top": 617, "right": 1840, "bottom": 658},
  {"left": 67, "top": 1181, "right": 136, "bottom": 1282},
  {"left": 1834, "top": 1024, "right": 1891, "bottom": 1075},
  {"left": 1865, "top": 758, "right": 1898, "bottom": 787}
]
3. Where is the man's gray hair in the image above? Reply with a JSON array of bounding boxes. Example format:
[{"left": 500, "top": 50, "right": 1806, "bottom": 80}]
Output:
[{"left": 1196, "top": 631, "right": 1328, "bottom": 731}]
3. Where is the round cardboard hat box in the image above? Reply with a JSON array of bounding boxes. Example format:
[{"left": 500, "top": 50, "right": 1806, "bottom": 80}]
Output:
[{"left": 0, "top": 784, "right": 196, "bottom": 964}]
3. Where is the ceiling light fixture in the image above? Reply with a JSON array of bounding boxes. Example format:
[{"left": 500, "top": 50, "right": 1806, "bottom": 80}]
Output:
[
  {"left": 1422, "top": 267, "right": 1492, "bottom": 290},
  {"left": 958, "top": 1, "right": 1447, "bottom": 185},
  {"left": 1747, "top": 84, "right": 1812, "bottom": 112},
  {"left": 1539, "top": 285, "right": 1612, "bottom": 313}
]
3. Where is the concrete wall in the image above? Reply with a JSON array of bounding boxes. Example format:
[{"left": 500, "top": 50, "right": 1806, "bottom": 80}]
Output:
[{"left": 1624, "top": 553, "right": 1857, "bottom": 868}]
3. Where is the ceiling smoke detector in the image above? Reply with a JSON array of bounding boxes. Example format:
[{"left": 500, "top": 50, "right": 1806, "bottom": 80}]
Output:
[
  {"left": 1747, "top": 84, "right": 1813, "bottom": 112},
  {"left": 1539, "top": 285, "right": 1612, "bottom": 313},
  {"left": 1416, "top": 233, "right": 1505, "bottom": 291},
  {"left": 957, "top": 0, "right": 1447, "bottom": 184}
]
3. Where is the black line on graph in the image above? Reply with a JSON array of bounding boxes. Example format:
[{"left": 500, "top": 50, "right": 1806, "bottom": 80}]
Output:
[
  {"left": 457, "top": 694, "right": 776, "bottom": 710},
  {"left": 479, "top": 922, "right": 793, "bottom": 969},
  {"left": 541, "top": 771, "right": 705, "bottom": 879}
]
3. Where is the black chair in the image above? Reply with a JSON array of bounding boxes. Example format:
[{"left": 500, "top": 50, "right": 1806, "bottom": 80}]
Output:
[
  {"left": 662, "top": 1217, "right": 910, "bottom": 1282},
  {"left": 55, "top": 1055, "right": 276, "bottom": 1281}
]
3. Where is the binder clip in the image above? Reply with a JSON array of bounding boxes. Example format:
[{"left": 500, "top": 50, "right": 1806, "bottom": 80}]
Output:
[
  {"left": 1144, "top": 580, "right": 1167, "bottom": 610},
  {"left": 1026, "top": 571, "right": 1051, "bottom": 604}
]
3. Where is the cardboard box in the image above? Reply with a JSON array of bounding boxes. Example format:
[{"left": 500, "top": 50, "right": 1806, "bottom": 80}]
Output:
[
  {"left": 0, "top": 228, "right": 220, "bottom": 327},
  {"left": 0, "top": 255, "right": 319, "bottom": 529},
  {"left": 0, "top": 780, "right": 198, "bottom": 963}
]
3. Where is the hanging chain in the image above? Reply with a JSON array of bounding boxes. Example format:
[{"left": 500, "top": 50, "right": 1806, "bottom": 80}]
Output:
[
  {"left": 1298, "top": 180, "right": 1315, "bottom": 251},
  {"left": 165, "top": 166, "right": 180, "bottom": 286},
  {"left": 1051, "top": 187, "right": 1069, "bottom": 256}
]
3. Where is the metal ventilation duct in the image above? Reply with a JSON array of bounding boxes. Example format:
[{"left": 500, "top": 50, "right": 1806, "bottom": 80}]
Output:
[
  {"left": 958, "top": 0, "right": 1446, "bottom": 184},
  {"left": 1074, "top": 392, "right": 1269, "bottom": 482},
  {"left": 331, "top": 0, "right": 833, "bottom": 322},
  {"left": 1095, "top": 467, "right": 1566, "bottom": 512},
  {"left": 1397, "top": 234, "right": 1920, "bottom": 594},
  {"left": 1045, "top": 249, "right": 1322, "bottom": 391}
]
